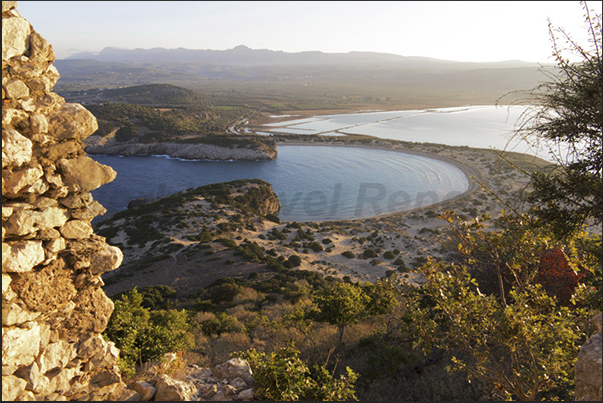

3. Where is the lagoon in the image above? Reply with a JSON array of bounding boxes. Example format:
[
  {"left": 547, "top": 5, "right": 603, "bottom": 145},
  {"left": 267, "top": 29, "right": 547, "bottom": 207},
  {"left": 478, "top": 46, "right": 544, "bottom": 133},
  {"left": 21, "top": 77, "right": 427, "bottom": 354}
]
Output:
[
  {"left": 91, "top": 145, "right": 469, "bottom": 223},
  {"left": 260, "top": 105, "right": 548, "bottom": 159}
]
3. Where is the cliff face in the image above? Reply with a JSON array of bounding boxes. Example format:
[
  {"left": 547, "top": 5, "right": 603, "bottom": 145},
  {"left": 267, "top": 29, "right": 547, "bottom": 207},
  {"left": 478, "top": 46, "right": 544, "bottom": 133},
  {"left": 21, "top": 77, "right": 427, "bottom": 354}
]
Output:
[
  {"left": 85, "top": 140, "right": 277, "bottom": 161},
  {"left": 2, "top": 2, "right": 133, "bottom": 400}
]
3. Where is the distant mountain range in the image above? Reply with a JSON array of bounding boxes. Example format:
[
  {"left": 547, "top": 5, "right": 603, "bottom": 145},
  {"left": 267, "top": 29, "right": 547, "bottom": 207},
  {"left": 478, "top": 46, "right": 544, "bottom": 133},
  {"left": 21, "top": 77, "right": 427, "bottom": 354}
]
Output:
[
  {"left": 55, "top": 45, "right": 553, "bottom": 108},
  {"left": 66, "top": 45, "right": 542, "bottom": 70}
]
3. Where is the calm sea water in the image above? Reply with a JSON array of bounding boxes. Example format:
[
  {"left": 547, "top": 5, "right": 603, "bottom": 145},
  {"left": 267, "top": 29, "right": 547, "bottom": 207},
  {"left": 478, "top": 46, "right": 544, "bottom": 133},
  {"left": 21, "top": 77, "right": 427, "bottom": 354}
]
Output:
[{"left": 91, "top": 145, "right": 468, "bottom": 222}]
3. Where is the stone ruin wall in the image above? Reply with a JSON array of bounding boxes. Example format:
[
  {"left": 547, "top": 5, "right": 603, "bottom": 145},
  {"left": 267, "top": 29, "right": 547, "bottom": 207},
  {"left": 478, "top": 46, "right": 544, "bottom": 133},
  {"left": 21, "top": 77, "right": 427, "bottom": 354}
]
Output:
[
  {"left": 2, "top": 1, "right": 600, "bottom": 401},
  {"left": 2, "top": 1, "right": 132, "bottom": 400}
]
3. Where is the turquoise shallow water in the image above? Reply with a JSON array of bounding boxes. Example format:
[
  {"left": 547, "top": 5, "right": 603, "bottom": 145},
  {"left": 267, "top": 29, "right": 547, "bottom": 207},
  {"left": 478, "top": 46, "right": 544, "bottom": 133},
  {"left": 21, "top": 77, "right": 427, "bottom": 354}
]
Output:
[{"left": 91, "top": 145, "right": 468, "bottom": 222}]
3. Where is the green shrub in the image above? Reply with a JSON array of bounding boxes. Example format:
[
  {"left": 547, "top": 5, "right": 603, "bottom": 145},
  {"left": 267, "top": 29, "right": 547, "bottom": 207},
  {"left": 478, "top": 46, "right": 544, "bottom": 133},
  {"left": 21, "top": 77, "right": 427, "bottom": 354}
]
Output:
[
  {"left": 234, "top": 344, "right": 358, "bottom": 401},
  {"left": 383, "top": 251, "right": 396, "bottom": 259},
  {"left": 265, "top": 213, "right": 280, "bottom": 223},
  {"left": 308, "top": 242, "right": 324, "bottom": 252},
  {"left": 341, "top": 251, "right": 355, "bottom": 259},
  {"left": 103, "top": 288, "right": 194, "bottom": 376},
  {"left": 363, "top": 249, "right": 378, "bottom": 258}
]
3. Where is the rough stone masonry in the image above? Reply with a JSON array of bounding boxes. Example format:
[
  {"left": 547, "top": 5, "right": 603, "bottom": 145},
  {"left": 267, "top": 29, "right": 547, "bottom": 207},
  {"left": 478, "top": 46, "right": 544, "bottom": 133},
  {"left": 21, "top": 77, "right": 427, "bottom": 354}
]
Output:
[
  {"left": 2, "top": 1, "right": 133, "bottom": 400},
  {"left": 2, "top": 1, "right": 600, "bottom": 401}
]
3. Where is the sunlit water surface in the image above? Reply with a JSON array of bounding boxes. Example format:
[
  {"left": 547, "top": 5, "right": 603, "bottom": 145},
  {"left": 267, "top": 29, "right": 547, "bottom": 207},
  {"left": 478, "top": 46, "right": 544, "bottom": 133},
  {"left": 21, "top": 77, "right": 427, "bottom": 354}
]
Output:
[{"left": 91, "top": 145, "right": 468, "bottom": 222}]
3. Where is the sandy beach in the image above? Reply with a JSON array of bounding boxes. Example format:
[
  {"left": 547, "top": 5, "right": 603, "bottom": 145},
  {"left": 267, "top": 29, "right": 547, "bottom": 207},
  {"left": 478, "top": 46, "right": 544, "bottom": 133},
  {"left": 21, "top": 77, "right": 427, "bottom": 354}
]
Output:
[
  {"left": 100, "top": 136, "right": 554, "bottom": 296},
  {"left": 220, "top": 138, "right": 545, "bottom": 284}
]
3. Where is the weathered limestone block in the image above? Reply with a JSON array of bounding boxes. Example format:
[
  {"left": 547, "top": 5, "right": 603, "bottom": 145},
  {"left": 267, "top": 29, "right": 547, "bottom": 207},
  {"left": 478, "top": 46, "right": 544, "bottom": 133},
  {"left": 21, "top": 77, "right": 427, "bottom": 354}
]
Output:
[
  {"left": 2, "top": 302, "right": 41, "bottom": 326},
  {"left": 2, "top": 374, "right": 28, "bottom": 401},
  {"left": 70, "top": 200, "right": 107, "bottom": 222},
  {"left": 2, "top": 129, "right": 32, "bottom": 168},
  {"left": 44, "top": 236, "right": 65, "bottom": 253},
  {"left": 238, "top": 388, "right": 254, "bottom": 401},
  {"left": 60, "top": 219, "right": 93, "bottom": 239},
  {"left": 57, "top": 156, "right": 116, "bottom": 193},
  {"left": 27, "top": 30, "right": 55, "bottom": 63},
  {"left": 89, "top": 244, "right": 123, "bottom": 275},
  {"left": 2, "top": 240, "right": 45, "bottom": 272},
  {"left": 213, "top": 358, "right": 253, "bottom": 385},
  {"left": 37, "top": 340, "right": 78, "bottom": 373},
  {"left": 230, "top": 377, "right": 248, "bottom": 390},
  {"left": 30, "top": 113, "right": 48, "bottom": 134},
  {"left": 48, "top": 103, "right": 98, "bottom": 141},
  {"left": 2, "top": 1, "right": 17, "bottom": 12},
  {"left": 2, "top": 321, "right": 41, "bottom": 368},
  {"left": 76, "top": 334, "right": 105, "bottom": 361},
  {"left": 133, "top": 380, "right": 157, "bottom": 401},
  {"left": 47, "top": 366, "right": 81, "bottom": 395},
  {"left": 58, "top": 192, "right": 93, "bottom": 209},
  {"left": 15, "top": 360, "right": 50, "bottom": 394},
  {"left": 83, "top": 339, "right": 119, "bottom": 372},
  {"left": 1, "top": 10, "right": 31, "bottom": 60},
  {"left": 155, "top": 374, "right": 198, "bottom": 401},
  {"left": 2, "top": 164, "right": 43, "bottom": 196},
  {"left": 4, "top": 77, "right": 29, "bottom": 99},
  {"left": 5, "top": 206, "right": 70, "bottom": 236}
]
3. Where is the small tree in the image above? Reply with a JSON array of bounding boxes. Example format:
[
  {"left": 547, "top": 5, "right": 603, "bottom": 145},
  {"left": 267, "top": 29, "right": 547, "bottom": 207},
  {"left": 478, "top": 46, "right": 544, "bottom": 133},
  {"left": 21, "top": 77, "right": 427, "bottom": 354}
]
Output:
[
  {"left": 507, "top": 2, "right": 602, "bottom": 238},
  {"left": 312, "top": 283, "right": 370, "bottom": 350},
  {"left": 311, "top": 281, "right": 397, "bottom": 350}
]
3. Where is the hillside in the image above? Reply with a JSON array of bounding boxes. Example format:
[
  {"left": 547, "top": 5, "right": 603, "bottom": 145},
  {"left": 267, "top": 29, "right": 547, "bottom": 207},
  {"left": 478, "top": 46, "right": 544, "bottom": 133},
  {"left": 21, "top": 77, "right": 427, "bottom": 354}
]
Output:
[
  {"left": 53, "top": 46, "right": 549, "bottom": 110},
  {"left": 68, "top": 83, "right": 278, "bottom": 160}
]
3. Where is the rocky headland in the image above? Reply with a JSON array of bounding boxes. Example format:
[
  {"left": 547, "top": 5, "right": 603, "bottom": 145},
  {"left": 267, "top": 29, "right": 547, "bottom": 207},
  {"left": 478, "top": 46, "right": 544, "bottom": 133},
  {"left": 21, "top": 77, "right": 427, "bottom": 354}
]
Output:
[
  {"left": 84, "top": 140, "right": 277, "bottom": 161},
  {"left": 3, "top": 1, "right": 600, "bottom": 401}
]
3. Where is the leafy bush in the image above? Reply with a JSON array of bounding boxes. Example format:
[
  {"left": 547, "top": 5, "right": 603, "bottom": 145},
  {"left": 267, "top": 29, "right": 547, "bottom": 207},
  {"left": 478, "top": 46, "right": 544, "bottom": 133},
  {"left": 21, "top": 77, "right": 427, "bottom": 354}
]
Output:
[
  {"left": 308, "top": 241, "right": 324, "bottom": 252},
  {"left": 103, "top": 288, "right": 194, "bottom": 376},
  {"left": 234, "top": 344, "right": 358, "bottom": 401},
  {"left": 363, "top": 249, "right": 378, "bottom": 258},
  {"left": 341, "top": 251, "right": 355, "bottom": 259},
  {"left": 383, "top": 251, "right": 396, "bottom": 259}
]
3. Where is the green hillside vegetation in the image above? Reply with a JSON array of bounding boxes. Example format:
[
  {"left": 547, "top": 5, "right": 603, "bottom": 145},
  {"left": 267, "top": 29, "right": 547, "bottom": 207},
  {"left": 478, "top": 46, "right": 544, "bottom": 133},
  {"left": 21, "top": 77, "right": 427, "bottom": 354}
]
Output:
[{"left": 85, "top": 101, "right": 247, "bottom": 139}]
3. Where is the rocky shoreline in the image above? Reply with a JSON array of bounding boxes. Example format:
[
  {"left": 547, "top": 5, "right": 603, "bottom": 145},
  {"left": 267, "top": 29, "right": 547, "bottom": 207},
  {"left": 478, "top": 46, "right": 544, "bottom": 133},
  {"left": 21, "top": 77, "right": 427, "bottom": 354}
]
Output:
[{"left": 85, "top": 141, "right": 277, "bottom": 161}]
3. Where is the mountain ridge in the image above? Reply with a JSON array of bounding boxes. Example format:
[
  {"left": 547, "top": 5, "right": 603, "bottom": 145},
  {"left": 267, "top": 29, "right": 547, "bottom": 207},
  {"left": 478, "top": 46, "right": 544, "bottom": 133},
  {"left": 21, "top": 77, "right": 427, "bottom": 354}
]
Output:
[{"left": 66, "top": 45, "right": 542, "bottom": 69}]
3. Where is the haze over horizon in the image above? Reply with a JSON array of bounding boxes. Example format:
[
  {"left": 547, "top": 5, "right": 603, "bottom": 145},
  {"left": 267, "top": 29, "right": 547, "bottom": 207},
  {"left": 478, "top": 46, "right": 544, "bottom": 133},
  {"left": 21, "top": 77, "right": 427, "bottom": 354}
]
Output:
[{"left": 16, "top": 1, "right": 602, "bottom": 63}]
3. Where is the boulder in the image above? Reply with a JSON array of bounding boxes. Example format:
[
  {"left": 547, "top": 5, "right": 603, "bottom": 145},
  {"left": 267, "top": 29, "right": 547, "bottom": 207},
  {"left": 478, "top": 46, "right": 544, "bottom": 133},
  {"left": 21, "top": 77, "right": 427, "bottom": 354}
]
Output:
[
  {"left": 154, "top": 374, "right": 198, "bottom": 401},
  {"left": 2, "top": 240, "right": 45, "bottom": 273},
  {"left": 57, "top": 156, "right": 116, "bottom": 193},
  {"left": 133, "top": 380, "right": 157, "bottom": 401},
  {"left": 1, "top": 11, "right": 31, "bottom": 60},
  {"left": 48, "top": 103, "right": 98, "bottom": 141},
  {"left": 213, "top": 358, "right": 253, "bottom": 385},
  {"left": 574, "top": 313, "right": 602, "bottom": 401},
  {"left": 2, "top": 129, "right": 32, "bottom": 168},
  {"left": 2, "top": 321, "right": 41, "bottom": 368}
]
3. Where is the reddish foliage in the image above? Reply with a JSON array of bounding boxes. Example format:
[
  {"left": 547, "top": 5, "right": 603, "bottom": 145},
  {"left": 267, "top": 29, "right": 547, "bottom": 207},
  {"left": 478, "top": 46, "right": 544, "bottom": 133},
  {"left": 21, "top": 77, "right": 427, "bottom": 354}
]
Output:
[{"left": 535, "top": 248, "right": 585, "bottom": 305}]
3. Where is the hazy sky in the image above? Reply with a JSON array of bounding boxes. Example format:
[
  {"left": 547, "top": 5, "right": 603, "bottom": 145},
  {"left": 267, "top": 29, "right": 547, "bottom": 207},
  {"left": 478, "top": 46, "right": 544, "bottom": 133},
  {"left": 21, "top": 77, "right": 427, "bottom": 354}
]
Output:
[{"left": 16, "top": 1, "right": 602, "bottom": 62}]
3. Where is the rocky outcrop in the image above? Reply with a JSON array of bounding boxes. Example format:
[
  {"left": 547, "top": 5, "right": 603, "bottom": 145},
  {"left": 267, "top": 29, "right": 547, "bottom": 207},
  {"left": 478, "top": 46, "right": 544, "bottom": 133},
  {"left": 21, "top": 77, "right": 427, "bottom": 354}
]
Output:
[
  {"left": 575, "top": 312, "right": 602, "bottom": 401},
  {"left": 85, "top": 139, "right": 277, "bottom": 161},
  {"left": 131, "top": 355, "right": 255, "bottom": 401},
  {"left": 2, "top": 2, "right": 131, "bottom": 400}
]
